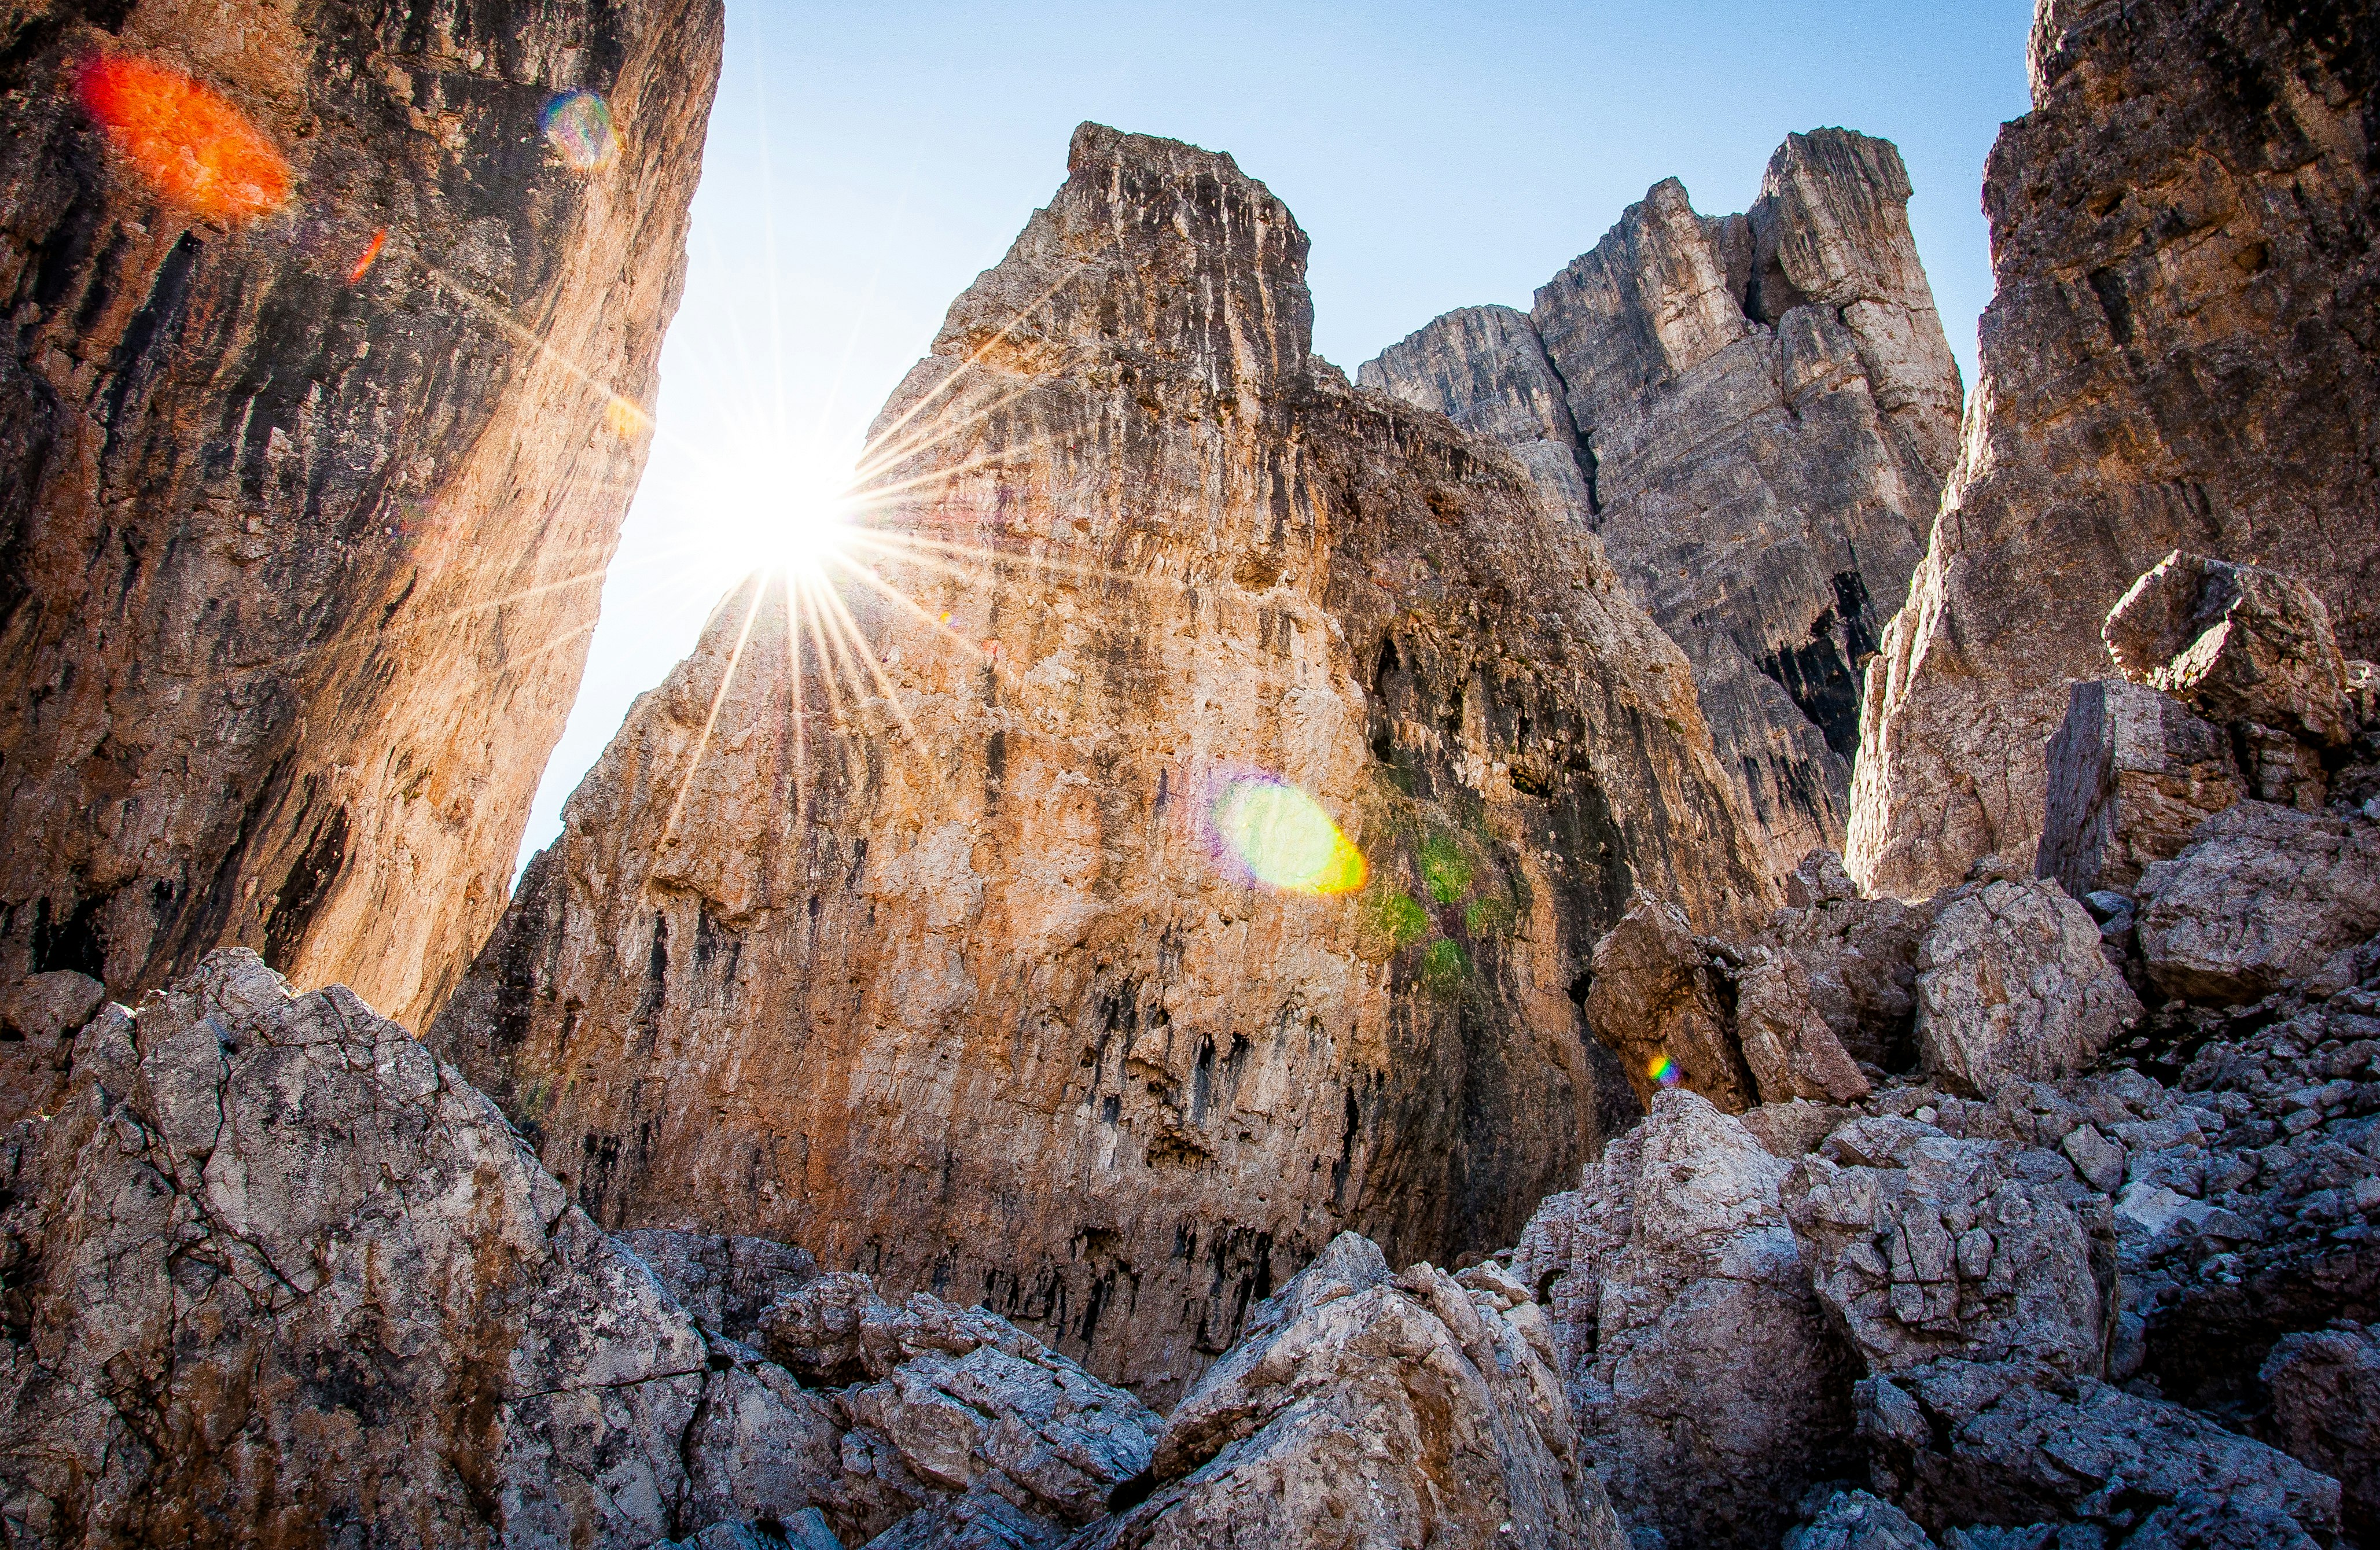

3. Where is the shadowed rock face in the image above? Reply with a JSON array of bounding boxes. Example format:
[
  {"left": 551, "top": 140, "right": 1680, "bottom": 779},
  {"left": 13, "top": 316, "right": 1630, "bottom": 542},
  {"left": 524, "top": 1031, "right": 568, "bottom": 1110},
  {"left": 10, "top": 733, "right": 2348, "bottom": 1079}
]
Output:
[
  {"left": 0, "top": 0, "right": 721, "bottom": 1030},
  {"left": 1848, "top": 0, "right": 2380, "bottom": 899},
  {"left": 431, "top": 123, "right": 1775, "bottom": 1404},
  {"left": 1362, "top": 129, "right": 1962, "bottom": 881}
]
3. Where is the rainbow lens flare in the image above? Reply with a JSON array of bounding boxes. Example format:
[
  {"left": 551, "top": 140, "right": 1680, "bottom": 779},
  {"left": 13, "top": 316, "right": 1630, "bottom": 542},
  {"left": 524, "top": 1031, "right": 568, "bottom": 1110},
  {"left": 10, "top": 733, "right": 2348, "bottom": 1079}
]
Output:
[
  {"left": 1212, "top": 776, "right": 1367, "bottom": 896},
  {"left": 542, "top": 90, "right": 618, "bottom": 171},
  {"left": 76, "top": 55, "right": 292, "bottom": 222},
  {"left": 1649, "top": 1054, "right": 1682, "bottom": 1088}
]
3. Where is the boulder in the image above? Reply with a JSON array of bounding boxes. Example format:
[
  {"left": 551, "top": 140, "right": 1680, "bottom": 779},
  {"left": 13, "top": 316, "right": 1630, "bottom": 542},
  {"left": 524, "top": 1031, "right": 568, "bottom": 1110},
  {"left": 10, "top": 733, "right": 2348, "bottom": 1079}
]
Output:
[
  {"left": 2104, "top": 554, "right": 2352, "bottom": 750},
  {"left": 620, "top": 1229, "right": 818, "bottom": 1344},
  {"left": 1771, "top": 853, "right": 1936, "bottom": 1071},
  {"left": 2135, "top": 804, "right": 2380, "bottom": 1002},
  {"left": 1915, "top": 879, "right": 2140, "bottom": 1096},
  {"left": 1859, "top": 1360, "right": 2340, "bottom": 1542},
  {"left": 1738, "top": 946, "right": 1874, "bottom": 1105},
  {"left": 1584, "top": 896, "right": 1756, "bottom": 1110},
  {"left": 2258, "top": 1324, "right": 2379, "bottom": 1544},
  {"left": 2036, "top": 680, "right": 2245, "bottom": 900},
  {"left": 1513, "top": 1091, "right": 1859, "bottom": 1548},
  {"left": 1788, "top": 1490, "right": 1940, "bottom": 1550},
  {"left": 1069, "top": 1233, "right": 1624, "bottom": 1550},
  {"left": 1783, "top": 1117, "right": 2116, "bottom": 1379}
]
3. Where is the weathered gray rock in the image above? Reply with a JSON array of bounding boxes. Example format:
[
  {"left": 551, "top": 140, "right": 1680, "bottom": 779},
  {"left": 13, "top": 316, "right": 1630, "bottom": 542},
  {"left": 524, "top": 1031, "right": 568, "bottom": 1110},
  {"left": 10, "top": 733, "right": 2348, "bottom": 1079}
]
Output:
[
  {"left": 0, "top": 0, "right": 722, "bottom": 1030},
  {"left": 1069, "top": 1232, "right": 1624, "bottom": 1550},
  {"left": 1771, "top": 852, "right": 1936, "bottom": 1072},
  {"left": 1785, "top": 1116, "right": 2116, "bottom": 1380},
  {"left": 1848, "top": 0, "right": 2380, "bottom": 898},
  {"left": 2259, "top": 1323, "right": 2379, "bottom": 1544},
  {"left": 2105, "top": 554, "right": 2353, "bottom": 750},
  {"left": 2037, "top": 680, "right": 2245, "bottom": 900},
  {"left": 1915, "top": 879, "right": 2141, "bottom": 1096},
  {"left": 620, "top": 1229, "right": 819, "bottom": 1345},
  {"left": 0, "top": 949, "right": 845, "bottom": 1547},
  {"left": 1513, "top": 1091, "right": 1859, "bottom": 1548},
  {"left": 1366, "top": 130, "right": 1962, "bottom": 879},
  {"left": 1789, "top": 1490, "right": 1940, "bottom": 1550},
  {"left": 432, "top": 122, "right": 1774, "bottom": 1404},
  {"left": 1583, "top": 896, "right": 1753, "bottom": 1110},
  {"left": 1739, "top": 944, "right": 1875, "bottom": 1106},
  {"left": 2135, "top": 804, "right": 2380, "bottom": 1002},
  {"left": 1859, "top": 1360, "right": 2341, "bottom": 1542}
]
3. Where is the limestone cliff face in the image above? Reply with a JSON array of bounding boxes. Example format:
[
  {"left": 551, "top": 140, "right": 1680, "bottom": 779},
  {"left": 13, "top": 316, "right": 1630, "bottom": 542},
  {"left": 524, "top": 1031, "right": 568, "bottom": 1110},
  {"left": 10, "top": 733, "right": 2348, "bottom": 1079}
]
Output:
[
  {"left": 1362, "top": 130, "right": 1963, "bottom": 881},
  {"left": 432, "top": 124, "right": 1775, "bottom": 1403},
  {"left": 1848, "top": 0, "right": 2379, "bottom": 899},
  {"left": 0, "top": 0, "right": 720, "bottom": 1030}
]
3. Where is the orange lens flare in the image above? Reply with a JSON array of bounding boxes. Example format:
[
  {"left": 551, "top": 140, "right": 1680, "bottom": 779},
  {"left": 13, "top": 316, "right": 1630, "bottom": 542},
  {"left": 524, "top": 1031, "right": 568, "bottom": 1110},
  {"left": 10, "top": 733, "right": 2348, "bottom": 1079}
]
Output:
[
  {"left": 76, "top": 55, "right": 292, "bottom": 222},
  {"left": 347, "top": 227, "right": 387, "bottom": 284}
]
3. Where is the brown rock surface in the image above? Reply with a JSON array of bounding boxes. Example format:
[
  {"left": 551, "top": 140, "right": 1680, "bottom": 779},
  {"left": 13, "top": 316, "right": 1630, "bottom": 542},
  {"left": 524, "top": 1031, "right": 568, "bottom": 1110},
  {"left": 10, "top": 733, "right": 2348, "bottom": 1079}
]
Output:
[
  {"left": 0, "top": 0, "right": 720, "bottom": 1030},
  {"left": 2104, "top": 553, "right": 2353, "bottom": 750},
  {"left": 2134, "top": 801, "right": 2380, "bottom": 1002},
  {"left": 1914, "top": 877, "right": 2141, "bottom": 1096},
  {"left": 431, "top": 124, "right": 1774, "bottom": 1402},
  {"left": 1582, "top": 894, "right": 1754, "bottom": 1110},
  {"left": 1364, "top": 129, "right": 1962, "bottom": 878},
  {"left": 1769, "top": 849, "right": 1936, "bottom": 1073},
  {"left": 1848, "top": 0, "right": 2380, "bottom": 897},
  {"left": 2036, "top": 678, "right": 2245, "bottom": 900}
]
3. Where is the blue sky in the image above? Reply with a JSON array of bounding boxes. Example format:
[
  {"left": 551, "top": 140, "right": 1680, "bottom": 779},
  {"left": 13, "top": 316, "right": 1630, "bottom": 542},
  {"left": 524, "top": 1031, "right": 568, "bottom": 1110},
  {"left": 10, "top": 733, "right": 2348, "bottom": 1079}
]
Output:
[{"left": 517, "top": 0, "right": 2037, "bottom": 867}]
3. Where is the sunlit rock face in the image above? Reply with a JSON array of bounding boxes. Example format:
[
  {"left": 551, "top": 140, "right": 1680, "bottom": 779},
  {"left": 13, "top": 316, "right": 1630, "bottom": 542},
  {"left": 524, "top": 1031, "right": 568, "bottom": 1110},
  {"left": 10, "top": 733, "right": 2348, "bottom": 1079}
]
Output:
[
  {"left": 1362, "top": 130, "right": 1963, "bottom": 881},
  {"left": 0, "top": 0, "right": 720, "bottom": 1030},
  {"left": 432, "top": 123, "right": 1775, "bottom": 1403},
  {"left": 1847, "top": 0, "right": 2380, "bottom": 899}
]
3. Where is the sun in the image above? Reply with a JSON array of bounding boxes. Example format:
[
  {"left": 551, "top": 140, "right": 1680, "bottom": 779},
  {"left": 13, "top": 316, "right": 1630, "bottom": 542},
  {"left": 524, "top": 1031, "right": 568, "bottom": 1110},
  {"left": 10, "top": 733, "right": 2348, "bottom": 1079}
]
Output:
[{"left": 690, "top": 441, "right": 859, "bottom": 581}]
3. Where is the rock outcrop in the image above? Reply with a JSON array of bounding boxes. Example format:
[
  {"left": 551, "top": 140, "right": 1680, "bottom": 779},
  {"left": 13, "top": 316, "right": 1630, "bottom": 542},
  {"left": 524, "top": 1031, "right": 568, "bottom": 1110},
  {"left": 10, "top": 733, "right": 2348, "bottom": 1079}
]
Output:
[
  {"left": 1848, "top": 0, "right": 2380, "bottom": 897},
  {"left": 0, "top": 0, "right": 720, "bottom": 1030},
  {"left": 1913, "top": 876, "right": 2141, "bottom": 1097},
  {"left": 1363, "top": 129, "right": 1963, "bottom": 878},
  {"left": 429, "top": 124, "right": 1775, "bottom": 1402}
]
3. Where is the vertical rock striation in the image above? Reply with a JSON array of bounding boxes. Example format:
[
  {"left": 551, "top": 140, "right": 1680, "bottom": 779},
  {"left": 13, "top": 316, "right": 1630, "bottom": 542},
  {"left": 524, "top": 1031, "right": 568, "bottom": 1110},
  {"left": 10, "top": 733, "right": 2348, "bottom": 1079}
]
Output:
[
  {"left": 1848, "top": 0, "right": 2379, "bottom": 898},
  {"left": 0, "top": 0, "right": 722, "bottom": 1029},
  {"left": 432, "top": 124, "right": 1775, "bottom": 1402},
  {"left": 1363, "top": 129, "right": 1963, "bottom": 879}
]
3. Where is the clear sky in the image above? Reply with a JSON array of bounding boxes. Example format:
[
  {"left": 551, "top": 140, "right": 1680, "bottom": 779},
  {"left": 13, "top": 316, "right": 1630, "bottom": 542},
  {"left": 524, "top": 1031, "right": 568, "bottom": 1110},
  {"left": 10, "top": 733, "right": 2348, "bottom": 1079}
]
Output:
[{"left": 516, "top": 0, "right": 2038, "bottom": 870}]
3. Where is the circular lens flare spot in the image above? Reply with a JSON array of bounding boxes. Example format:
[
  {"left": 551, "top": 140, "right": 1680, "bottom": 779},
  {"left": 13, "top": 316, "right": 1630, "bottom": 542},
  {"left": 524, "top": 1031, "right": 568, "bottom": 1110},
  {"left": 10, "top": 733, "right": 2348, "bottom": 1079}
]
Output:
[
  {"left": 1213, "top": 777, "right": 1367, "bottom": 896},
  {"left": 1649, "top": 1054, "right": 1682, "bottom": 1088},
  {"left": 542, "top": 90, "right": 618, "bottom": 171},
  {"left": 76, "top": 55, "right": 292, "bottom": 222}
]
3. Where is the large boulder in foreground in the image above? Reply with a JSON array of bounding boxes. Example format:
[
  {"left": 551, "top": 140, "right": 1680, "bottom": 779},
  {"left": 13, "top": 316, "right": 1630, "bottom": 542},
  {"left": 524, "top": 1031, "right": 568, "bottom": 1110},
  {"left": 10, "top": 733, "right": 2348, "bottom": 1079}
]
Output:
[
  {"left": 1069, "top": 1233, "right": 1625, "bottom": 1550},
  {"left": 1513, "top": 1091, "right": 1858, "bottom": 1549}
]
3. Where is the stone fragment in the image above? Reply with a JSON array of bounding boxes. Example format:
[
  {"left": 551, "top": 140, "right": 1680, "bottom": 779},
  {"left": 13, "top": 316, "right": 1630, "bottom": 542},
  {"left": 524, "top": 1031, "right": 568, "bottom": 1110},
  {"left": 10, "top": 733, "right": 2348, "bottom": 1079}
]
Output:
[
  {"left": 2258, "top": 1324, "right": 2379, "bottom": 1544},
  {"left": 1859, "top": 1361, "right": 2340, "bottom": 1542},
  {"left": 1788, "top": 1490, "right": 1940, "bottom": 1550},
  {"left": 1770, "top": 853, "right": 1936, "bottom": 1071},
  {"left": 1367, "top": 131, "right": 1961, "bottom": 878},
  {"left": 2104, "top": 554, "right": 2352, "bottom": 750},
  {"left": 1072, "top": 1232, "right": 1624, "bottom": 1550},
  {"left": 1513, "top": 1091, "right": 1859, "bottom": 1548},
  {"left": 0, "top": 0, "right": 722, "bottom": 1029},
  {"left": 619, "top": 1229, "right": 819, "bottom": 1345},
  {"left": 1784, "top": 1116, "right": 2116, "bottom": 1379},
  {"left": 431, "top": 122, "right": 1775, "bottom": 1402},
  {"left": 1914, "top": 879, "right": 2140, "bottom": 1096},
  {"left": 1738, "top": 945, "right": 1874, "bottom": 1104},
  {"left": 2134, "top": 804, "right": 2380, "bottom": 1002},
  {"left": 1583, "top": 897, "right": 1753, "bottom": 1109},
  {"left": 2037, "top": 680, "right": 2245, "bottom": 900},
  {"left": 1846, "top": 3, "right": 2380, "bottom": 899},
  {"left": 0, "top": 973, "right": 104, "bottom": 1045}
]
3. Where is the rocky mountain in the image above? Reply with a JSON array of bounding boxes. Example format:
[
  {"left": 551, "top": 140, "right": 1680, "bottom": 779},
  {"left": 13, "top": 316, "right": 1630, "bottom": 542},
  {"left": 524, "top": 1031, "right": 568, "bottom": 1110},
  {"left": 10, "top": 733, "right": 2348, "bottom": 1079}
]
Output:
[
  {"left": 425, "top": 123, "right": 1776, "bottom": 1404},
  {"left": 0, "top": 0, "right": 720, "bottom": 1030},
  {"left": 1847, "top": 0, "right": 2380, "bottom": 899},
  {"left": 1362, "top": 128, "right": 1962, "bottom": 879}
]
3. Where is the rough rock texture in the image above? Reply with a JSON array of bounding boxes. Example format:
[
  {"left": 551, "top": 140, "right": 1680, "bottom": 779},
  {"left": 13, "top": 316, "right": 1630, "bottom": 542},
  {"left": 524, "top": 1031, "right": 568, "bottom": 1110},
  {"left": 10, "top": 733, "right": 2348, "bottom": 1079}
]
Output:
[
  {"left": 1512, "top": 1091, "right": 1859, "bottom": 1549},
  {"left": 2105, "top": 554, "right": 2353, "bottom": 751},
  {"left": 2135, "top": 803, "right": 2380, "bottom": 1002},
  {"left": 2259, "top": 1323, "right": 2379, "bottom": 1544},
  {"left": 1739, "top": 943, "right": 1875, "bottom": 1105},
  {"left": 1849, "top": 0, "right": 2380, "bottom": 897},
  {"left": 1915, "top": 878, "right": 2142, "bottom": 1096},
  {"left": 1859, "top": 1360, "right": 2341, "bottom": 1544},
  {"left": 1069, "top": 1233, "right": 1624, "bottom": 1550},
  {"left": 1770, "top": 850, "right": 1936, "bottom": 1072},
  {"left": 1788, "top": 1490, "right": 1939, "bottom": 1550},
  {"left": 430, "top": 124, "right": 1775, "bottom": 1404},
  {"left": 1364, "top": 129, "right": 1962, "bottom": 878},
  {"left": 1583, "top": 894, "right": 1753, "bottom": 1109},
  {"left": 2037, "top": 680, "right": 2245, "bottom": 901},
  {"left": 0, "top": 0, "right": 721, "bottom": 1032},
  {"left": 620, "top": 1229, "right": 818, "bottom": 1345},
  {"left": 1784, "top": 1115, "right": 2117, "bottom": 1379}
]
